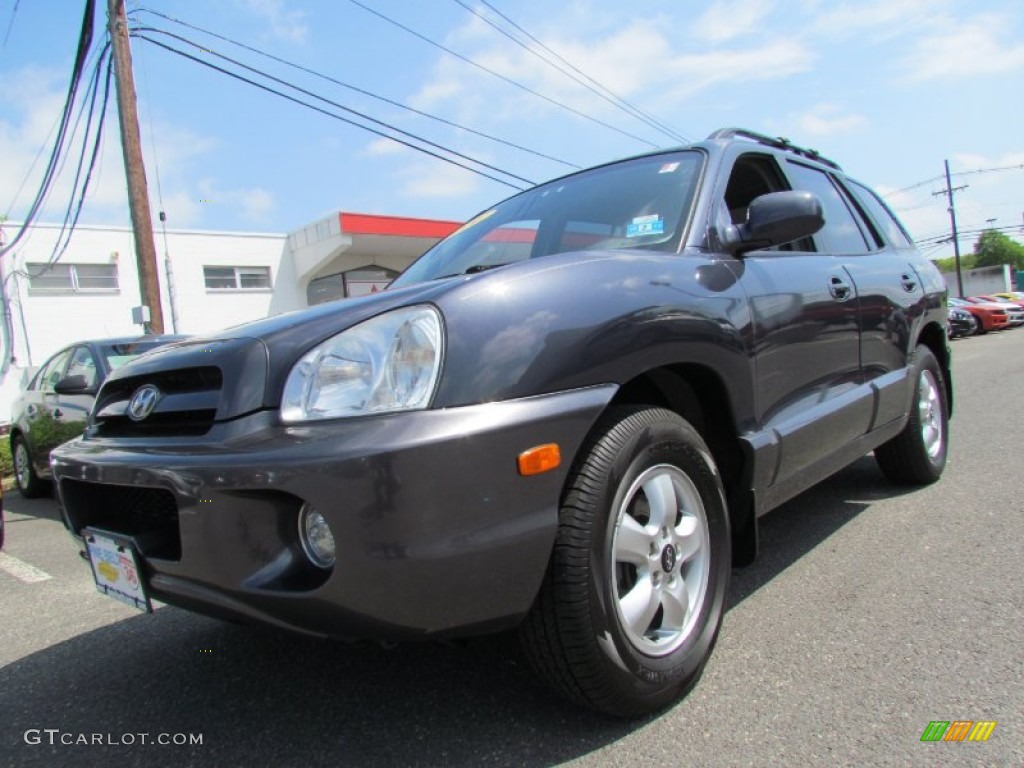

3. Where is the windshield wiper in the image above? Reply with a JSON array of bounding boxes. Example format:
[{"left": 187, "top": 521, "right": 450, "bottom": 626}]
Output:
[{"left": 433, "top": 263, "right": 511, "bottom": 280}]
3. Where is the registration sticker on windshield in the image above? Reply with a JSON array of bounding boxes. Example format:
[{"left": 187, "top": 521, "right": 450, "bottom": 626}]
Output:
[
  {"left": 626, "top": 215, "right": 665, "bottom": 237},
  {"left": 658, "top": 162, "right": 680, "bottom": 174}
]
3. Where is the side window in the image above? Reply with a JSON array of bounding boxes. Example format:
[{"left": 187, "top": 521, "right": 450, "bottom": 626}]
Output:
[
  {"left": 39, "top": 349, "right": 73, "bottom": 392},
  {"left": 723, "top": 154, "right": 786, "bottom": 225},
  {"left": 847, "top": 180, "right": 915, "bottom": 249},
  {"left": 65, "top": 346, "right": 99, "bottom": 389},
  {"left": 785, "top": 162, "right": 870, "bottom": 254},
  {"left": 721, "top": 153, "right": 813, "bottom": 251}
]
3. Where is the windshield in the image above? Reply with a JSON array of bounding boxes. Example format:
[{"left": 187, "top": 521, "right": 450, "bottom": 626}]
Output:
[
  {"left": 101, "top": 340, "right": 173, "bottom": 371},
  {"left": 391, "top": 150, "right": 704, "bottom": 287}
]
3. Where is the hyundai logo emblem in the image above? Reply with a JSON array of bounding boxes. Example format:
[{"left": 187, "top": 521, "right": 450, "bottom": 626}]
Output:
[{"left": 127, "top": 384, "right": 162, "bottom": 421}]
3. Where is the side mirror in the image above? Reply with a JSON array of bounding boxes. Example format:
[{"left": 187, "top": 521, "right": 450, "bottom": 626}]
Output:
[
  {"left": 54, "top": 374, "right": 94, "bottom": 395},
  {"left": 723, "top": 190, "right": 824, "bottom": 255}
]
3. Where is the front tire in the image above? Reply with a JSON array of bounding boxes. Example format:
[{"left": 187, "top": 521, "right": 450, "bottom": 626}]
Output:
[
  {"left": 520, "top": 406, "right": 730, "bottom": 718},
  {"left": 874, "top": 345, "right": 949, "bottom": 484}
]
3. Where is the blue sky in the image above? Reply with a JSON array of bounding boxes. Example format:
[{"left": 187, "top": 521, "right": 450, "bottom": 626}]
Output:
[{"left": 1, "top": 0, "right": 1022, "bottom": 260}]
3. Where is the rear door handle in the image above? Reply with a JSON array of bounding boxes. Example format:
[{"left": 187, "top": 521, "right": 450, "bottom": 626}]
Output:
[
  {"left": 829, "top": 275, "right": 852, "bottom": 301},
  {"left": 900, "top": 273, "right": 917, "bottom": 292}
]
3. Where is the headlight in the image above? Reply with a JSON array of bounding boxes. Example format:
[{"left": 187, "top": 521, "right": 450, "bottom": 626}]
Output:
[{"left": 281, "top": 305, "right": 443, "bottom": 422}]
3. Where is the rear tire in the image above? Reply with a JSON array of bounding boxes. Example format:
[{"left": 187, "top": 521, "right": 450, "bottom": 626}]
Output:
[
  {"left": 13, "top": 436, "right": 48, "bottom": 499},
  {"left": 520, "top": 406, "right": 730, "bottom": 718},
  {"left": 874, "top": 345, "right": 949, "bottom": 485}
]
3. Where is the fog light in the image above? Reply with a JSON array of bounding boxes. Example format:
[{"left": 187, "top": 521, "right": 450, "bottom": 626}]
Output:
[{"left": 298, "top": 504, "right": 335, "bottom": 569}]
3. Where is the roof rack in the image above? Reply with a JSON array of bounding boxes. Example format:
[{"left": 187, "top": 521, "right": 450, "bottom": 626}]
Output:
[{"left": 706, "top": 128, "right": 842, "bottom": 171}]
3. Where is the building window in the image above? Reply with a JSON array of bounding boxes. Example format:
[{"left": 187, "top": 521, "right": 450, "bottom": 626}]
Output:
[
  {"left": 203, "top": 265, "right": 272, "bottom": 291},
  {"left": 26, "top": 263, "right": 119, "bottom": 293}
]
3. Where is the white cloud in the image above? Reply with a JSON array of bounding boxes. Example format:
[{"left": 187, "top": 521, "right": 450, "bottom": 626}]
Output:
[
  {"left": 410, "top": 14, "right": 813, "bottom": 128},
  {"left": 400, "top": 160, "right": 482, "bottom": 200},
  {"left": 0, "top": 65, "right": 254, "bottom": 233},
  {"left": 900, "top": 13, "right": 1024, "bottom": 82},
  {"left": 787, "top": 103, "right": 868, "bottom": 138},
  {"left": 194, "top": 178, "right": 277, "bottom": 224},
  {"left": 240, "top": 187, "right": 275, "bottom": 221},
  {"left": 692, "top": 0, "right": 775, "bottom": 44},
  {"left": 363, "top": 137, "right": 408, "bottom": 157},
  {"left": 661, "top": 39, "right": 813, "bottom": 101},
  {"left": 811, "top": 0, "right": 945, "bottom": 39},
  {"left": 0, "top": 67, "right": 130, "bottom": 226},
  {"left": 238, "top": 0, "right": 309, "bottom": 44}
]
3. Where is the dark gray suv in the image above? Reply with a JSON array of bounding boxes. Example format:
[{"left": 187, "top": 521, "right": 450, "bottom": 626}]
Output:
[{"left": 52, "top": 129, "right": 951, "bottom": 717}]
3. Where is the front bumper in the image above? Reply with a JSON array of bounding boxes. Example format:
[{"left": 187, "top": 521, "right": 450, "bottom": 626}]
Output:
[{"left": 53, "top": 385, "right": 615, "bottom": 639}]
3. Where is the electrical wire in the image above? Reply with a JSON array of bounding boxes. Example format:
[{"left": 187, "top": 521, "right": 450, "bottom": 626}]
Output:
[
  {"left": 1, "top": 0, "right": 20, "bottom": 48},
  {"left": 36, "top": 54, "right": 114, "bottom": 278},
  {"left": 135, "top": 34, "right": 529, "bottom": 191},
  {"left": 16, "top": 45, "right": 113, "bottom": 280},
  {"left": 885, "top": 163, "right": 1024, "bottom": 198},
  {"left": 0, "top": 0, "right": 97, "bottom": 259},
  {"left": 346, "top": 0, "right": 659, "bottom": 148},
  {"left": 135, "top": 26, "right": 534, "bottom": 186},
  {"left": 915, "top": 223, "right": 1023, "bottom": 246},
  {"left": 453, "top": 0, "right": 688, "bottom": 144},
  {"left": 132, "top": 6, "right": 580, "bottom": 170}
]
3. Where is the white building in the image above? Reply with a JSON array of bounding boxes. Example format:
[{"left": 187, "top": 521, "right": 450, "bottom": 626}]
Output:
[{"left": 0, "top": 212, "right": 459, "bottom": 422}]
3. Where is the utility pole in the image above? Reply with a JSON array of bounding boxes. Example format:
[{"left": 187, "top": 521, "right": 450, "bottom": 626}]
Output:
[
  {"left": 933, "top": 159, "right": 968, "bottom": 298},
  {"left": 107, "top": 0, "right": 164, "bottom": 333}
]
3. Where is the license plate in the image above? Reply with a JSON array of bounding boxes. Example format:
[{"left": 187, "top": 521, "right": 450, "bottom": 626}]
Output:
[{"left": 83, "top": 528, "right": 152, "bottom": 612}]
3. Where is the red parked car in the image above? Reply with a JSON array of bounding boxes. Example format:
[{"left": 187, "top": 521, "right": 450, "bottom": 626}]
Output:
[
  {"left": 966, "top": 296, "right": 1024, "bottom": 326},
  {"left": 948, "top": 297, "right": 1008, "bottom": 332}
]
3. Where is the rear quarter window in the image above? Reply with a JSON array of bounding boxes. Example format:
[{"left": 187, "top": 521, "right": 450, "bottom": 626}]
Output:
[{"left": 847, "top": 180, "right": 916, "bottom": 249}]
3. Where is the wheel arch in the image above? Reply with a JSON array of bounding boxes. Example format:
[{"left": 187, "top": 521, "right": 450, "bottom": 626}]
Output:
[
  {"left": 916, "top": 320, "right": 953, "bottom": 418},
  {"left": 599, "top": 363, "right": 757, "bottom": 566}
]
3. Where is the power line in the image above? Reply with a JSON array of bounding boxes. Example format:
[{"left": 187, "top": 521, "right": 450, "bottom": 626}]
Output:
[
  {"left": 132, "top": 6, "right": 579, "bottom": 170},
  {"left": 346, "top": 0, "right": 659, "bottom": 148},
  {"left": 13, "top": 44, "right": 113, "bottom": 280},
  {"left": 35, "top": 50, "right": 115, "bottom": 277},
  {"left": 136, "top": 26, "right": 534, "bottom": 187},
  {"left": 885, "top": 163, "right": 1024, "bottom": 198},
  {"left": 1, "top": 0, "right": 20, "bottom": 48},
  {"left": 916, "top": 223, "right": 1023, "bottom": 246},
  {"left": 457, "top": 0, "right": 688, "bottom": 144},
  {"left": 0, "top": 0, "right": 97, "bottom": 260},
  {"left": 136, "top": 34, "right": 529, "bottom": 192}
]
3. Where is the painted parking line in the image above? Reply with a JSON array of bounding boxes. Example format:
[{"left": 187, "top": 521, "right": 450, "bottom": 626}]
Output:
[{"left": 0, "top": 552, "right": 53, "bottom": 583}]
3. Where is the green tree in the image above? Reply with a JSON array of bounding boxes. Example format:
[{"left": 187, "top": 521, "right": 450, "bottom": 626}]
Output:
[
  {"left": 932, "top": 254, "right": 976, "bottom": 273},
  {"left": 973, "top": 229, "right": 1024, "bottom": 270}
]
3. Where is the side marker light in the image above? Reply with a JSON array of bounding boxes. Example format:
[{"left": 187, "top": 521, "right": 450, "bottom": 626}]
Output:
[{"left": 518, "top": 443, "right": 561, "bottom": 476}]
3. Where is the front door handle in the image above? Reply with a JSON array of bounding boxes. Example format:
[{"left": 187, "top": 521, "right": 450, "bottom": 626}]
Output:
[
  {"left": 829, "top": 275, "right": 852, "bottom": 301},
  {"left": 900, "top": 273, "right": 917, "bottom": 292}
]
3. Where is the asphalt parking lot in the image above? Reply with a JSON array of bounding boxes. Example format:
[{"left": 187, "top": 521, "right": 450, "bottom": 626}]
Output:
[{"left": 1, "top": 328, "right": 1022, "bottom": 767}]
